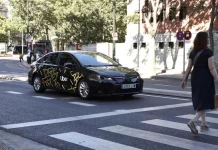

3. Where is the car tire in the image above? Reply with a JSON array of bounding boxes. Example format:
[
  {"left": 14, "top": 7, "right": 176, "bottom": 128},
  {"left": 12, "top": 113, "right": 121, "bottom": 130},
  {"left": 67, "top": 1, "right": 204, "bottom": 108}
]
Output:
[
  {"left": 33, "top": 75, "right": 46, "bottom": 93},
  {"left": 78, "top": 79, "right": 91, "bottom": 99}
]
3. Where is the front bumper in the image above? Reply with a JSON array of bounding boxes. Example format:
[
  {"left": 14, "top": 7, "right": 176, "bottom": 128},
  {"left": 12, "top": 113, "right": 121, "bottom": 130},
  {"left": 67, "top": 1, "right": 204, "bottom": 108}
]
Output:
[
  {"left": 28, "top": 71, "right": 33, "bottom": 85},
  {"left": 90, "top": 79, "right": 143, "bottom": 96}
]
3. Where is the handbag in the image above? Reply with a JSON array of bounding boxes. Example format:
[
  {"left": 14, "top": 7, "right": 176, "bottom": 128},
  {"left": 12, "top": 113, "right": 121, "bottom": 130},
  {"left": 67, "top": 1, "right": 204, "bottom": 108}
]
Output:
[
  {"left": 192, "top": 50, "right": 203, "bottom": 66},
  {"left": 215, "top": 94, "right": 218, "bottom": 110}
]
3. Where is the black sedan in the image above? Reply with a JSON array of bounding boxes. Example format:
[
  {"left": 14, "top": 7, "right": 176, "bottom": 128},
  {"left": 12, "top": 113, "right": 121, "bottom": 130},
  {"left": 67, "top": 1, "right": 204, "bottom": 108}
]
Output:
[{"left": 28, "top": 51, "right": 144, "bottom": 99}]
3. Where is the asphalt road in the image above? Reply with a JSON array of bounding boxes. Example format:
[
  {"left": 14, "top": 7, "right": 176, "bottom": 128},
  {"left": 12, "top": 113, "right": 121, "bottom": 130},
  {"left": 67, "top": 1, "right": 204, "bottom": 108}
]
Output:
[{"left": 0, "top": 57, "right": 218, "bottom": 150}]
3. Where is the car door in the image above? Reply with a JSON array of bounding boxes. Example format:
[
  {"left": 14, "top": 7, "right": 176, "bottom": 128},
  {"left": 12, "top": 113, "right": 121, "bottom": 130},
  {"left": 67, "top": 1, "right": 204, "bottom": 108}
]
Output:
[
  {"left": 58, "top": 53, "right": 83, "bottom": 93},
  {"left": 38, "top": 53, "right": 60, "bottom": 89}
]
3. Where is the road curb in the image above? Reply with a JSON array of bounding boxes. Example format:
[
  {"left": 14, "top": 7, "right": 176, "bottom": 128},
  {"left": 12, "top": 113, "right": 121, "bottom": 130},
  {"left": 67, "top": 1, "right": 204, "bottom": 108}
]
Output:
[
  {"left": 151, "top": 75, "right": 191, "bottom": 82},
  {"left": 142, "top": 91, "right": 191, "bottom": 99},
  {"left": 143, "top": 88, "right": 191, "bottom": 98}
]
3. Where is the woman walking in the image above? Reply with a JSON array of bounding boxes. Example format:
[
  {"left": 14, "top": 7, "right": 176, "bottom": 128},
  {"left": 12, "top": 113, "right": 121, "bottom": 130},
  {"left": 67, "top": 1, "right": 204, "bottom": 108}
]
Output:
[{"left": 181, "top": 32, "right": 218, "bottom": 135}]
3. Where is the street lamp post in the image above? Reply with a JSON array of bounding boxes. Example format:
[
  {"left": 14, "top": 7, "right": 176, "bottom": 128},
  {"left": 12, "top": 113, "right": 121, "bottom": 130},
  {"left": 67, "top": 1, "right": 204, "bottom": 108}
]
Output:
[{"left": 112, "top": 0, "right": 116, "bottom": 60}]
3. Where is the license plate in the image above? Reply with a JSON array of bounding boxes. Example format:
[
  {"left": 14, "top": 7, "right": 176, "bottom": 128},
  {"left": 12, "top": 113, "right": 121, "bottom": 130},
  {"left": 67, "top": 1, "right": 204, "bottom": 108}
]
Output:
[{"left": 121, "top": 84, "right": 136, "bottom": 89}]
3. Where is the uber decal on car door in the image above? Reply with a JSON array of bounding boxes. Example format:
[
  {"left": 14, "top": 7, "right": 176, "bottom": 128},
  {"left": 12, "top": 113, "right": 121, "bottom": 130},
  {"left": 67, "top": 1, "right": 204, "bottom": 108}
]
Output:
[{"left": 58, "top": 53, "right": 83, "bottom": 92}]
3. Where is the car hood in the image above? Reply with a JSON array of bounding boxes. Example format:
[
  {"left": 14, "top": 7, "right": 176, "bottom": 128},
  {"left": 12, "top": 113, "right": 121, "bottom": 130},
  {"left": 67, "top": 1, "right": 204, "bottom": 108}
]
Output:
[{"left": 86, "top": 66, "right": 138, "bottom": 77}]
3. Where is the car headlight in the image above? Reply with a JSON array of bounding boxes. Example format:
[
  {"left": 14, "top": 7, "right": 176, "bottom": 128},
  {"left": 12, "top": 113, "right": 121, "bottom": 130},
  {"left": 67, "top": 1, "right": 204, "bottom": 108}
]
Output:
[
  {"left": 102, "top": 77, "right": 113, "bottom": 81},
  {"left": 97, "top": 75, "right": 113, "bottom": 81}
]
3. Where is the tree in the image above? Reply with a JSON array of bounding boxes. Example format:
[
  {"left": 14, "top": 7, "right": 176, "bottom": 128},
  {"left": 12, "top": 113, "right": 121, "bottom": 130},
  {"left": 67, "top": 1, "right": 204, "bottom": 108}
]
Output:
[
  {"left": 140, "top": 0, "right": 170, "bottom": 75},
  {"left": 209, "top": 0, "right": 217, "bottom": 51},
  {"left": 10, "top": 0, "right": 57, "bottom": 40}
]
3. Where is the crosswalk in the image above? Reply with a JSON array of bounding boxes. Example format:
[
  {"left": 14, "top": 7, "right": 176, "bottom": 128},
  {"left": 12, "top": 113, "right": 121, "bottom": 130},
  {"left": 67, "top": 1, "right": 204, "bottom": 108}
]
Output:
[
  {"left": 47, "top": 111, "right": 218, "bottom": 150},
  {"left": 1, "top": 89, "right": 218, "bottom": 149}
]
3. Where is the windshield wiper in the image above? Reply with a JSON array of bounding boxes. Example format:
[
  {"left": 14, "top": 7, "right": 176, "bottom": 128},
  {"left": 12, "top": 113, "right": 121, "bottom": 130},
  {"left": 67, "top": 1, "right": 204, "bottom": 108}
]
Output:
[
  {"left": 84, "top": 65, "right": 97, "bottom": 67},
  {"left": 103, "top": 64, "right": 120, "bottom": 66}
]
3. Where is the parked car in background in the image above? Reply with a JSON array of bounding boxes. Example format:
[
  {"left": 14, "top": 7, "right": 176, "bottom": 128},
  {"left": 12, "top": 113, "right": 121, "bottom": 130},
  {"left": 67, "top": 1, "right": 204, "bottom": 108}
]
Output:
[
  {"left": 28, "top": 51, "right": 144, "bottom": 99},
  {"left": 0, "top": 43, "right": 7, "bottom": 54}
]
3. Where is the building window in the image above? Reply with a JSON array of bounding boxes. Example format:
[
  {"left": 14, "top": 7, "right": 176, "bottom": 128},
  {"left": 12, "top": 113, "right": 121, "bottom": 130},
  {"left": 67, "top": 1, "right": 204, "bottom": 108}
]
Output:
[
  {"left": 179, "top": 6, "right": 187, "bottom": 20},
  {"left": 179, "top": 42, "right": 184, "bottom": 48},
  {"left": 159, "top": 42, "right": 164, "bottom": 49},
  {"left": 168, "top": 42, "right": 174, "bottom": 48},
  {"left": 150, "top": 16, "right": 153, "bottom": 23},
  {"left": 133, "top": 43, "right": 137, "bottom": 49},
  {"left": 141, "top": 43, "right": 146, "bottom": 48},
  {"left": 157, "top": 9, "right": 164, "bottom": 22},
  {"left": 169, "top": 8, "right": 176, "bottom": 21}
]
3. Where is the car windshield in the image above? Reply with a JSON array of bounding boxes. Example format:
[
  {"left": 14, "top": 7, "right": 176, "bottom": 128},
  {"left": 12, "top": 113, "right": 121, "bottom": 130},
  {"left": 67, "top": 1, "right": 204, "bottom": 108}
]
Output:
[{"left": 74, "top": 52, "right": 120, "bottom": 67}]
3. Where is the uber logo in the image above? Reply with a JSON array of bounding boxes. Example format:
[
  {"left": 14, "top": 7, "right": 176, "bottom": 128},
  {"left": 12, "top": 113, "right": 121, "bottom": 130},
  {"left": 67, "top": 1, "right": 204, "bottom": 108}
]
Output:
[{"left": 60, "top": 76, "right": 68, "bottom": 81}]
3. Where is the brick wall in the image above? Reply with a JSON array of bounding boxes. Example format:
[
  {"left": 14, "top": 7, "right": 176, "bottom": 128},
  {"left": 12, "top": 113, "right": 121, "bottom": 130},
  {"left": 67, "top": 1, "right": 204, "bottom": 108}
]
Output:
[{"left": 142, "top": 0, "right": 218, "bottom": 70}]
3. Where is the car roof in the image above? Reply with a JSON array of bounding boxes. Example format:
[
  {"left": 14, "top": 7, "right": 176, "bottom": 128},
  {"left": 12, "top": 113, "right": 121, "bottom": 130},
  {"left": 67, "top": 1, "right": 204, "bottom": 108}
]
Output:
[{"left": 52, "top": 50, "right": 98, "bottom": 55}]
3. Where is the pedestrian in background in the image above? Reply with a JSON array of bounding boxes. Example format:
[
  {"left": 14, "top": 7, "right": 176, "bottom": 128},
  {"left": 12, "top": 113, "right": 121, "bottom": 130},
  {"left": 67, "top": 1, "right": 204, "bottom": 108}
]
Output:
[
  {"left": 19, "top": 53, "right": 23, "bottom": 62},
  {"left": 181, "top": 31, "right": 218, "bottom": 135}
]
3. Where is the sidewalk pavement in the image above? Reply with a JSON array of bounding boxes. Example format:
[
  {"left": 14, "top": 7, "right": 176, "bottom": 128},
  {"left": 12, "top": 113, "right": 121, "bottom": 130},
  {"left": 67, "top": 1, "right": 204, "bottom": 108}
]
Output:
[{"left": 0, "top": 129, "right": 58, "bottom": 150}]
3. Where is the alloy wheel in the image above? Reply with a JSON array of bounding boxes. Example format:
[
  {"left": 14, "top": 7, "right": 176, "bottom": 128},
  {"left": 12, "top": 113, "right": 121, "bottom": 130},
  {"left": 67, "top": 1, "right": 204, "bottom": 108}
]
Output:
[
  {"left": 34, "top": 77, "right": 41, "bottom": 91},
  {"left": 79, "top": 81, "right": 89, "bottom": 98}
]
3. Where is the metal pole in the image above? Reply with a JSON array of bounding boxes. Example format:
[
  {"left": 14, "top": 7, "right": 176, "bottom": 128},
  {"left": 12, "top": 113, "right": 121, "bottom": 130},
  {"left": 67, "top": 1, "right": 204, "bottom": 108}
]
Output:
[
  {"left": 27, "top": 0, "right": 29, "bottom": 51},
  {"left": 137, "top": 0, "right": 141, "bottom": 68},
  {"left": 112, "top": 0, "right": 116, "bottom": 60},
  {"left": 183, "top": 39, "right": 185, "bottom": 76},
  {"left": 22, "top": 30, "right": 24, "bottom": 54}
]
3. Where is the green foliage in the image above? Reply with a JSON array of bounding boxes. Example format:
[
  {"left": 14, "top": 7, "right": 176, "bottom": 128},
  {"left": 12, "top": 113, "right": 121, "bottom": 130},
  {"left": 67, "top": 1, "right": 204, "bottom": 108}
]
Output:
[
  {"left": 126, "top": 14, "right": 139, "bottom": 24},
  {"left": 8, "top": 0, "right": 127, "bottom": 44}
]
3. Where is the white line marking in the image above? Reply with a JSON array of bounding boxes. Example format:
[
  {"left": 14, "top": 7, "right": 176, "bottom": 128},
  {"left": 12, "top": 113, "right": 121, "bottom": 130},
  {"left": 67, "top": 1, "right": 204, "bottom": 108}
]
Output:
[
  {"left": 143, "top": 88, "right": 191, "bottom": 95},
  {"left": 1, "top": 102, "right": 192, "bottom": 129},
  {"left": 100, "top": 125, "right": 218, "bottom": 150},
  {"left": 5, "top": 91, "right": 23, "bottom": 95},
  {"left": 142, "top": 119, "right": 218, "bottom": 138},
  {"left": 177, "top": 114, "right": 218, "bottom": 124},
  {"left": 32, "top": 96, "right": 55, "bottom": 100},
  {"left": 68, "top": 102, "right": 96, "bottom": 106},
  {"left": 49, "top": 132, "right": 142, "bottom": 150},
  {"left": 207, "top": 111, "right": 218, "bottom": 115},
  {"left": 136, "top": 94, "right": 190, "bottom": 101},
  {"left": 154, "top": 84, "right": 191, "bottom": 89}
]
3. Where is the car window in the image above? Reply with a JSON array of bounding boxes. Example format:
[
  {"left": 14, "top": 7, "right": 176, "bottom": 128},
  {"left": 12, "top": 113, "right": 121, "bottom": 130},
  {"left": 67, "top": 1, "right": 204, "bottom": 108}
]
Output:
[
  {"left": 74, "top": 52, "right": 119, "bottom": 66},
  {"left": 50, "top": 53, "right": 59, "bottom": 65},
  {"left": 59, "top": 53, "right": 77, "bottom": 66},
  {"left": 38, "top": 53, "right": 58, "bottom": 65}
]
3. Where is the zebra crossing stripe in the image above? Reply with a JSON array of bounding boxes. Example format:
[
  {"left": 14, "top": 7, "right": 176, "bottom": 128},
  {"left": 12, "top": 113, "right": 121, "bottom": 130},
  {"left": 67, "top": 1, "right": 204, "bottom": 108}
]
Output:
[
  {"left": 100, "top": 125, "right": 218, "bottom": 150},
  {"left": 6, "top": 91, "right": 23, "bottom": 95},
  {"left": 207, "top": 111, "right": 218, "bottom": 115},
  {"left": 177, "top": 115, "right": 218, "bottom": 124},
  {"left": 49, "top": 132, "right": 142, "bottom": 150},
  {"left": 68, "top": 102, "right": 96, "bottom": 106},
  {"left": 1, "top": 102, "right": 192, "bottom": 129},
  {"left": 142, "top": 119, "right": 218, "bottom": 137},
  {"left": 32, "top": 96, "right": 55, "bottom": 100}
]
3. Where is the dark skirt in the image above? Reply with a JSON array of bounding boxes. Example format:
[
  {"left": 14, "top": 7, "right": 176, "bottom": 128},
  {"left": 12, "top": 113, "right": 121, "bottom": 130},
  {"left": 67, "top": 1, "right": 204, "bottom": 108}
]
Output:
[{"left": 191, "top": 67, "right": 215, "bottom": 111}]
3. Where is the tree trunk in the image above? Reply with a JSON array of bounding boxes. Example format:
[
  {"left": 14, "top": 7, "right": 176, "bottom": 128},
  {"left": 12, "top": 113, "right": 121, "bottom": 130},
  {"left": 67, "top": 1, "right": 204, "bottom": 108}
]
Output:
[
  {"left": 45, "top": 27, "right": 49, "bottom": 40},
  {"left": 209, "top": 0, "right": 216, "bottom": 51}
]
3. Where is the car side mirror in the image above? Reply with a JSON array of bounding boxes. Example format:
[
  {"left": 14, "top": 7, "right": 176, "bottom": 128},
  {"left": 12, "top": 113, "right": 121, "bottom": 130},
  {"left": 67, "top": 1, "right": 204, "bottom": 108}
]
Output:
[{"left": 64, "top": 62, "right": 75, "bottom": 68}]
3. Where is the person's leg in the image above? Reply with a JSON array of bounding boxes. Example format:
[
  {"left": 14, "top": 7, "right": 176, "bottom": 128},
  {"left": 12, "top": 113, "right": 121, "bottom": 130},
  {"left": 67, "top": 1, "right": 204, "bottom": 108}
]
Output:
[
  {"left": 200, "top": 110, "right": 209, "bottom": 131},
  {"left": 192, "top": 110, "right": 204, "bottom": 122},
  {"left": 200, "top": 110, "right": 206, "bottom": 124},
  {"left": 187, "top": 110, "right": 204, "bottom": 135}
]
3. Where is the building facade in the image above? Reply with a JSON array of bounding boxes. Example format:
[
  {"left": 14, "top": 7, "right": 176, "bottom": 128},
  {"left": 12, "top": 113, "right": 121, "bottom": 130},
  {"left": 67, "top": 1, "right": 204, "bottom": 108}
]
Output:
[{"left": 126, "top": 0, "right": 218, "bottom": 74}]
